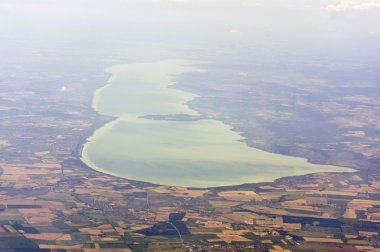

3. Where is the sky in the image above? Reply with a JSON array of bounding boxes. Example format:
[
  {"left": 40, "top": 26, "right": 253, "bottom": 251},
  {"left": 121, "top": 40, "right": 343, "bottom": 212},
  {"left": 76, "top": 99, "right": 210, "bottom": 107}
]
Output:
[{"left": 0, "top": 0, "right": 379, "bottom": 64}]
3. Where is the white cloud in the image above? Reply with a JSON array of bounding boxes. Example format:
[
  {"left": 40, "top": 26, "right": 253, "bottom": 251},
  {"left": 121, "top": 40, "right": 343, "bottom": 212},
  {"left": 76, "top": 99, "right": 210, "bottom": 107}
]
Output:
[
  {"left": 155, "top": 0, "right": 192, "bottom": 3},
  {"left": 326, "top": 0, "right": 380, "bottom": 11}
]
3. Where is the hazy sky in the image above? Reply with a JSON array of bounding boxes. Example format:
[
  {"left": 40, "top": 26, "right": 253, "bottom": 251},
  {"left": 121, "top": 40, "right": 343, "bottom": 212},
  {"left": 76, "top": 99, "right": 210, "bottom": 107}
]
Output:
[{"left": 1, "top": 0, "right": 379, "bottom": 63}]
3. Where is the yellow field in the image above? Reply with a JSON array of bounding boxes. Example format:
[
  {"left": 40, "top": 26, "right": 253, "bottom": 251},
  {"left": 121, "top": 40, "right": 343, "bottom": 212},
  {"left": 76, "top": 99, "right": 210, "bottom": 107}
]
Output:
[{"left": 217, "top": 230, "right": 252, "bottom": 243}]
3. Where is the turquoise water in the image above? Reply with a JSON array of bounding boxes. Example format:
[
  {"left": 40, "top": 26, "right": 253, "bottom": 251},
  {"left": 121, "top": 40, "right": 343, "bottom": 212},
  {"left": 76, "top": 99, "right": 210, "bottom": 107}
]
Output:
[{"left": 81, "top": 59, "right": 354, "bottom": 187}]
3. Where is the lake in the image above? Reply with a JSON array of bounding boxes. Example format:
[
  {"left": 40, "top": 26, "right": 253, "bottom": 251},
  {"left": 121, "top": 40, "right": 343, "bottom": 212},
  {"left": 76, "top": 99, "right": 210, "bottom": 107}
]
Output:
[{"left": 81, "top": 59, "right": 354, "bottom": 187}]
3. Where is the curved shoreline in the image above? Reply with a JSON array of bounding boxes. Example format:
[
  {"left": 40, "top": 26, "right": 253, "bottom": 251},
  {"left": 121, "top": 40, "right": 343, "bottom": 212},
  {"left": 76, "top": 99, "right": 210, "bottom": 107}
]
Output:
[{"left": 79, "top": 59, "right": 356, "bottom": 188}]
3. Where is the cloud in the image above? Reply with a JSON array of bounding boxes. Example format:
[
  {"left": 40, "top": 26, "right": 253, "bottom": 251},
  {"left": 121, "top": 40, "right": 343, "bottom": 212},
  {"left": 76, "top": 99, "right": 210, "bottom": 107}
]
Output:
[
  {"left": 154, "top": 0, "right": 192, "bottom": 3},
  {"left": 326, "top": 1, "right": 380, "bottom": 11}
]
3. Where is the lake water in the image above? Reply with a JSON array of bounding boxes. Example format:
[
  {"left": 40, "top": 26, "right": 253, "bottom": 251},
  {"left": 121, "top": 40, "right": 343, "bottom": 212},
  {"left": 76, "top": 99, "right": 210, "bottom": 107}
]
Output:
[{"left": 81, "top": 59, "right": 354, "bottom": 187}]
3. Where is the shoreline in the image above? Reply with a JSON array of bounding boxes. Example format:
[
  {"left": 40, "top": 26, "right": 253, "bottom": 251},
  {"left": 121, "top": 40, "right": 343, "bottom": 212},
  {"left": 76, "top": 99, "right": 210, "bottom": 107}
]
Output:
[
  {"left": 77, "top": 118, "right": 357, "bottom": 189},
  {"left": 78, "top": 60, "right": 357, "bottom": 189}
]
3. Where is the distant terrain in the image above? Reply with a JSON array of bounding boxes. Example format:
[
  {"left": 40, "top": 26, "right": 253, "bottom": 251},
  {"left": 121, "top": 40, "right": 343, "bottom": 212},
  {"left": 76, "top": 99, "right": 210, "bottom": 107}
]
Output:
[{"left": 176, "top": 60, "right": 380, "bottom": 171}]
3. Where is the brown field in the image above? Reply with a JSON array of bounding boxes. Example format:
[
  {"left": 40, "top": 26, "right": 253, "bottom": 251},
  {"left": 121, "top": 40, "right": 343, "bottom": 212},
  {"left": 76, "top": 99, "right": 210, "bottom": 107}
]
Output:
[
  {"left": 0, "top": 163, "right": 61, "bottom": 178},
  {"left": 354, "top": 246, "right": 379, "bottom": 252},
  {"left": 223, "top": 212, "right": 259, "bottom": 224},
  {"left": 218, "top": 190, "right": 259, "bottom": 202},
  {"left": 25, "top": 233, "right": 71, "bottom": 240},
  {"left": 204, "top": 221, "right": 231, "bottom": 229},
  {"left": 151, "top": 186, "right": 208, "bottom": 198},
  {"left": 79, "top": 227, "right": 103, "bottom": 235},
  {"left": 305, "top": 190, "right": 358, "bottom": 197},
  {"left": 154, "top": 207, "right": 174, "bottom": 221},
  {"left": 209, "top": 200, "right": 242, "bottom": 209},
  {"left": 242, "top": 206, "right": 288, "bottom": 216},
  {"left": 125, "top": 224, "right": 151, "bottom": 232},
  {"left": 19, "top": 208, "right": 55, "bottom": 224},
  {"left": 303, "top": 237, "right": 343, "bottom": 243}
]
